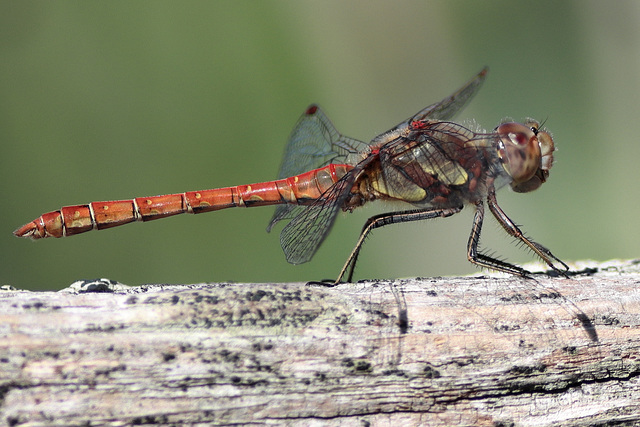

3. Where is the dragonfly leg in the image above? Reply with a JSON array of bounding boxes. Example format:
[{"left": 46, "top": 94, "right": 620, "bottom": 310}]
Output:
[
  {"left": 467, "top": 200, "right": 531, "bottom": 276},
  {"left": 334, "top": 207, "right": 462, "bottom": 285},
  {"left": 486, "top": 187, "right": 569, "bottom": 276}
]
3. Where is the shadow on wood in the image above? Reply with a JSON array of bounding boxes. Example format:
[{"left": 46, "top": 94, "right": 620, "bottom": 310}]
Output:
[{"left": 1, "top": 260, "right": 640, "bottom": 426}]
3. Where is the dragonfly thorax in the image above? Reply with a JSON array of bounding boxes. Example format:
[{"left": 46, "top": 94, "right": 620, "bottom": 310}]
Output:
[{"left": 496, "top": 121, "right": 555, "bottom": 193}]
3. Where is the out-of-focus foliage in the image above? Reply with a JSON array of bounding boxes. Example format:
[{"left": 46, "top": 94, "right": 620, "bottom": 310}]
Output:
[{"left": 2, "top": 1, "right": 639, "bottom": 290}]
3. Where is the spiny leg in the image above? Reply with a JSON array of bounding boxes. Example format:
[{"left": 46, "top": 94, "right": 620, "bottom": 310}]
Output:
[
  {"left": 467, "top": 200, "right": 531, "bottom": 276},
  {"left": 335, "top": 206, "right": 462, "bottom": 285},
  {"left": 486, "top": 186, "right": 569, "bottom": 275}
]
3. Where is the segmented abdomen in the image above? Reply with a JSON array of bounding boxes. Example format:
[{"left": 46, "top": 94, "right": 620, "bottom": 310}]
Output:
[{"left": 14, "top": 164, "right": 353, "bottom": 239}]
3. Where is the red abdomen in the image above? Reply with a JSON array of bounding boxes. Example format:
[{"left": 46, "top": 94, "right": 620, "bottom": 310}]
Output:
[{"left": 14, "top": 164, "right": 353, "bottom": 239}]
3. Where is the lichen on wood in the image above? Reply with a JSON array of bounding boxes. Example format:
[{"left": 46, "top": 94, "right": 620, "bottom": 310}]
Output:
[{"left": 1, "top": 260, "right": 639, "bottom": 426}]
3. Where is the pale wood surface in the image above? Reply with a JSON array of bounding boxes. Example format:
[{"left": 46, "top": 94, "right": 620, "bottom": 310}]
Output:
[{"left": 1, "top": 260, "right": 640, "bottom": 426}]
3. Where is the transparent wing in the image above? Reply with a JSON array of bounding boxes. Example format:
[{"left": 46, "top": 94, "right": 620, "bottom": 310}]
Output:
[
  {"left": 280, "top": 170, "right": 358, "bottom": 265},
  {"left": 410, "top": 67, "right": 488, "bottom": 122},
  {"left": 268, "top": 105, "right": 368, "bottom": 232},
  {"left": 275, "top": 104, "right": 369, "bottom": 179},
  {"left": 369, "top": 68, "right": 488, "bottom": 147},
  {"left": 268, "top": 69, "right": 488, "bottom": 262}
]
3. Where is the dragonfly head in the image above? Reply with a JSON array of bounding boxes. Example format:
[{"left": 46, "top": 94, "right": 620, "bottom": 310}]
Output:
[{"left": 496, "top": 120, "right": 555, "bottom": 193}]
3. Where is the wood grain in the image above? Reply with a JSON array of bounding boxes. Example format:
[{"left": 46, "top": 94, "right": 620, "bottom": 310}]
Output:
[{"left": 1, "top": 260, "right": 639, "bottom": 426}]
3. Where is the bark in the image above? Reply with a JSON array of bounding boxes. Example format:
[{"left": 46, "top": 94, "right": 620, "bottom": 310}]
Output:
[{"left": 1, "top": 259, "right": 640, "bottom": 426}]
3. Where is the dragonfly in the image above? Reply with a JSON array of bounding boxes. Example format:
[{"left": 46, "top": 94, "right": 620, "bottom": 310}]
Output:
[{"left": 14, "top": 68, "right": 568, "bottom": 283}]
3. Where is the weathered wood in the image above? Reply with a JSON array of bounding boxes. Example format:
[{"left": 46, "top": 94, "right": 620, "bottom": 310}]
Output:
[{"left": 1, "top": 260, "right": 640, "bottom": 426}]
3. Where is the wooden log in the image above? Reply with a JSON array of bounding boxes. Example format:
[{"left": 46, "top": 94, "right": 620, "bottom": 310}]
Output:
[{"left": 1, "top": 260, "right": 640, "bottom": 426}]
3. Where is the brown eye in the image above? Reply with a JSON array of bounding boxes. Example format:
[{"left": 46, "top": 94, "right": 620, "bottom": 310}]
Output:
[
  {"left": 509, "top": 131, "right": 530, "bottom": 146},
  {"left": 496, "top": 122, "right": 542, "bottom": 191}
]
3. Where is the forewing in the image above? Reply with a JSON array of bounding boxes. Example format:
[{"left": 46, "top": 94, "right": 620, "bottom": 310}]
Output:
[
  {"left": 268, "top": 105, "right": 368, "bottom": 232},
  {"left": 411, "top": 67, "right": 488, "bottom": 122},
  {"left": 369, "top": 68, "right": 488, "bottom": 148}
]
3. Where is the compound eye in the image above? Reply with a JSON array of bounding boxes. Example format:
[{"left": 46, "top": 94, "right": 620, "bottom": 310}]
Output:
[
  {"left": 508, "top": 130, "right": 531, "bottom": 146},
  {"left": 496, "top": 122, "right": 541, "bottom": 191},
  {"left": 497, "top": 120, "right": 555, "bottom": 193}
]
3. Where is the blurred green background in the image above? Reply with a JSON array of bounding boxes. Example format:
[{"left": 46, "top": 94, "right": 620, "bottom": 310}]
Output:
[{"left": 2, "top": 1, "right": 639, "bottom": 291}]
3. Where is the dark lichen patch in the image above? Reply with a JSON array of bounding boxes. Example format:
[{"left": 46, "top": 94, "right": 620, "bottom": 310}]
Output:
[
  {"left": 192, "top": 294, "right": 220, "bottom": 305},
  {"left": 382, "top": 368, "right": 406, "bottom": 377},
  {"left": 421, "top": 364, "right": 441, "bottom": 379},
  {"left": 172, "top": 288, "right": 325, "bottom": 330},
  {"left": 518, "top": 339, "right": 535, "bottom": 349},
  {"left": 245, "top": 356, "right": 274, "bottom": 373},
  {"left": 162, "top": 352, "right": 176, "bottom": 362},
  {"left": 94, "top": 363, "right": 127, "bottom": 377},
  {"left": 314, "top": 371, "right": 327, "bottom": 382},
  {"left": 227, "top": 375, "right": 269, "bottom": 388},
  {"left": 85, "top": 323, "right": 126, "bottom": 333},
  {"left": 499, "top": 293, "right": 528, "bottom": 304},
  {"left": 341, "top": 357, "right": 373, "bottom": 374},
  {"left": 131, "top": 415, "right": 169, "bottom": 425},
  {"left": 334, "top": 313, "right": 349, "bottom": 325},
  {"left": 493, "top": 323, "right": 521, "bottom": 333},
  {"left": 42, "top": 351, "right": 60, "bottom": 359},
  {"left": 355, "top": 360, "right": 372, "bottom": 373},
  {"left": 593, "top": 314, "right": 620, "bottom": 326},
  {"left": 245, "top": 289, "right": 270, "bottom": 302},
  {"left": 251, "top": 341, "right": 274, "bottom": 352},
  {"left": 508, "top": 364, "right": 546, "bottom": 376},
  {"left": 218, "top": 349, "right": 242, "bottom": 365},
  {"left": 534, "top": 291, "right": 562, "bottom": 301},
  {"left": 21, "top": 301, "right": 47, "bottom": 310},
  {"left": 452, "top": 356, "right": 477, "bottom": 367}
]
